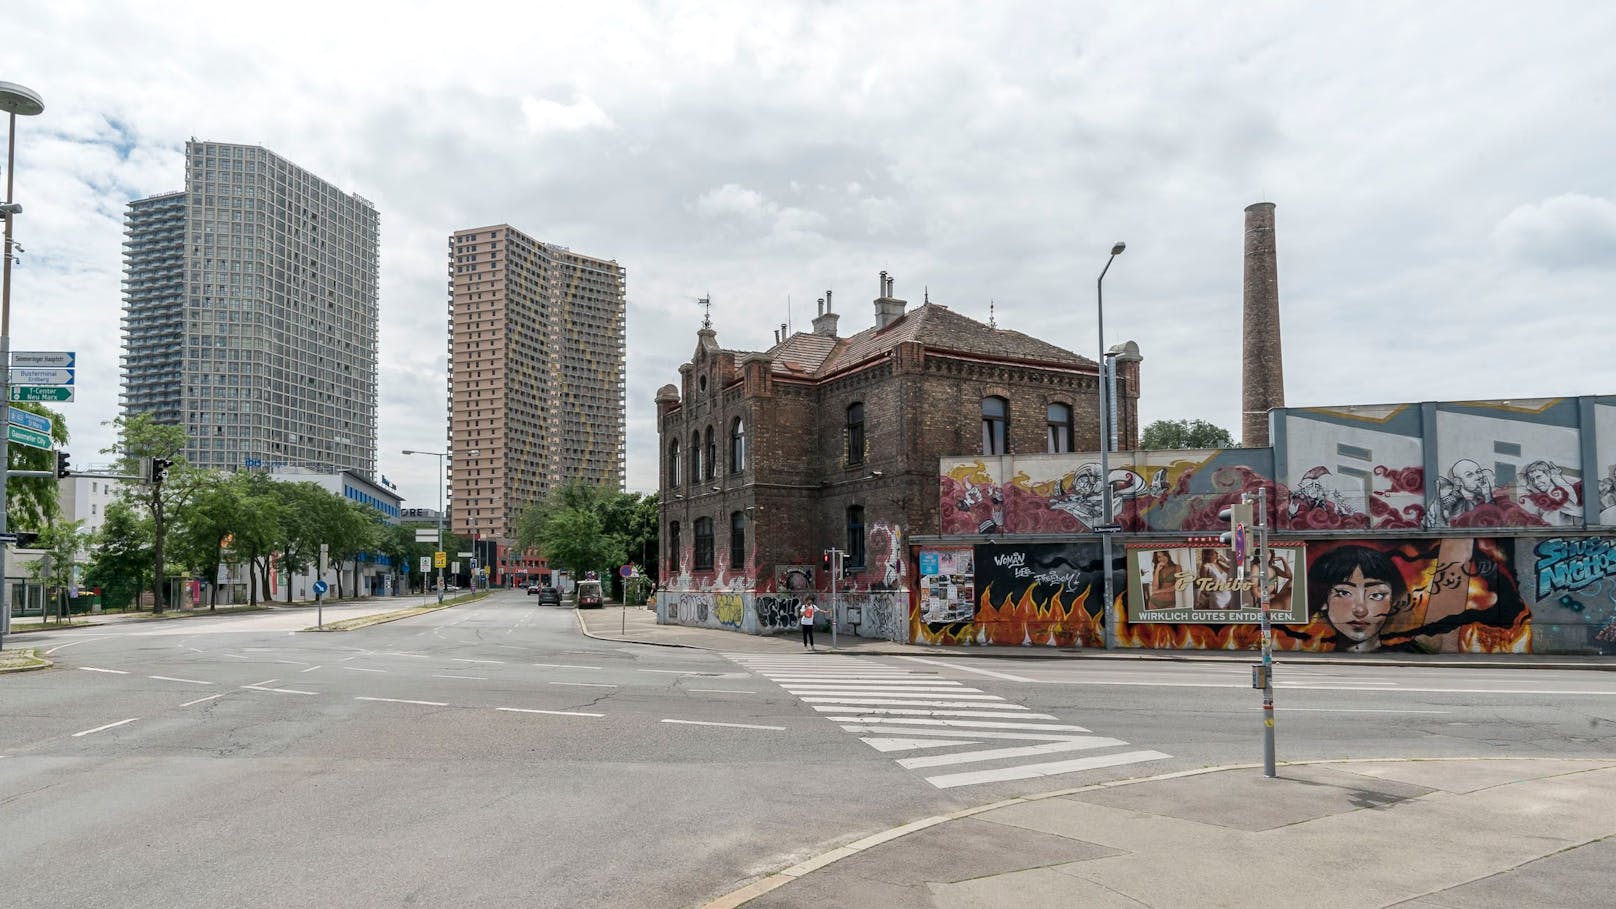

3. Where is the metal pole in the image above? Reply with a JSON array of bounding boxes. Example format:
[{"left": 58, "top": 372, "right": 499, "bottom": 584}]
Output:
[
  {"left": 436, "top": 454, "right": 444, "bottom": 604},
  {"left": 0, "top": 111, "right": 17, "bottom": 650},
  {"left": 1258, "top": 485, "right": 1276, "bottom": 777},
  {"left": 831, "top": 548, "right": 840, "bottom": 650},
  {"left": 1097, "top": 248, "right": 1120, "bottom": 651}
]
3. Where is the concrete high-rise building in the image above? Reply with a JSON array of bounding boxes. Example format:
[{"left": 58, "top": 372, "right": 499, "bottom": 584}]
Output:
[
  {"left": 121, "top": 141, "right": 380, "bottom": 476},
  {"left": 448, "top": 225, "right": 625, "bottom": 541}
]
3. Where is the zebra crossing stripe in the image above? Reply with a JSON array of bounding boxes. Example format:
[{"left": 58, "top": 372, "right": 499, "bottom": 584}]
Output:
[
  {"left": 861, "top": 737, "right": 982, "bottom": 753},
  {"left": 813, "top": 706, "right": 1061, "bottom": 720},
  {"left": 925, "top": 750, "right": 1173, "bottom": 789},
  {"left": 897, "top": 737, "right": 1128, "bottom": 769}
]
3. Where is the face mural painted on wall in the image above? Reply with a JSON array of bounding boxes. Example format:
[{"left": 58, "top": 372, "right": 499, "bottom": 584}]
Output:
[{"left": 1308, "top": 545, "right": 1409, "bottom": 652}]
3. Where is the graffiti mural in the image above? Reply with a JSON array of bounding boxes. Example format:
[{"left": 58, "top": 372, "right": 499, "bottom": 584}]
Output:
[
  {"left": 960, "top": 542, "right": 1105, "bottom": 648},
  {"left": 755, "top": 593, "right": 802, "bottom": 632},
  {"left": 843, "top": 590, "right": 904, "bottom": 641},
  {"left": 1515, "top": 537, "right": 1616, "bottom": 654},
  {"left": 1275, "top": 403, "right": 1426, "bottom": 530},
  {"left": 1426, "top": 399, "right": 1583, "bottom": 529},
  {"left": 714, "top": 592, "right": 744, "bottom": 628}
]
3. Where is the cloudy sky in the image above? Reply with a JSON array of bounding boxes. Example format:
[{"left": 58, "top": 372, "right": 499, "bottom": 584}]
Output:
[{"left": 7, "top": 1, "right": 1614, "bottom": 509}]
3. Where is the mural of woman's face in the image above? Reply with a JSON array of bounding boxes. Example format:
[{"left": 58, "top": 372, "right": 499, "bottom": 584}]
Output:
[{"left": 1326, "top": 566, "right": 1395, "bottom": 645}]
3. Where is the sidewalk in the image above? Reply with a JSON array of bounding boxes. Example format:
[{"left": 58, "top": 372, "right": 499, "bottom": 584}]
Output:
[
  {"left": 4, "top": 591, "right": 471, "bottom": 638},
  {"left": 575, "top": 604, "right": 1616, "bottom": 670},
  {"left": 707, "top": 756, "right": 1616, "bottom": 908}
]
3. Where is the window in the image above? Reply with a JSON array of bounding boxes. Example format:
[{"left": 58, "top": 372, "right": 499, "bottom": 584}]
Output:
[
  {"left": 981, "top": 396, "right": 1008, "bottom": 455},
  {"left": 690, "top": 431, "right": 702, "bottom": 484},
  {"left": 668, "top": 522, "right": 680, "bottom": 573},
  {"left": 704, "top": 426, "right": 717, "bottom": 481},
  {"left": 694, "top": 517, "right": 714, "bottom": 571},
  {"left": 1046, "top": 403, "right": 1073, "bottom": 453},
  {"left": 730, "top": 511, "right": 746, "bottom": 569},
  {"left": 845, "top": 505, "right": 866, "bottom": 569},
  {"left": 667, "top": 440, "right": 681, "bottom": 488},
  {"left": 729, "top": 418, "right": 746, "bottom": 474},
  {"left": 846, "top": 402, "right": 865, "bottom": 466}
]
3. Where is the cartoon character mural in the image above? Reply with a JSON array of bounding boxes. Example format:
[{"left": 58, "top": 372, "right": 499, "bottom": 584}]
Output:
[{"left": 1425, "top": 398, "right": 1584, "bottom": 530}]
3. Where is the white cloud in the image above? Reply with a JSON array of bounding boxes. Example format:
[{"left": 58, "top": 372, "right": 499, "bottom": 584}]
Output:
[
  {"left": 1493, "top": 194, "right": 1616, "bottom": 270},
  {"left": 520, "top": 96, "right": 615, "bottom": 134}
]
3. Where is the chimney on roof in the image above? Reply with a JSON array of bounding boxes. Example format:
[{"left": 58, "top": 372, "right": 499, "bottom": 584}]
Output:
[
  {"left": 811, "top": 290, "right": 840, "bottom": 337},
  {"left": 875, "top": 271, "right": 908, "bottom": 329}
]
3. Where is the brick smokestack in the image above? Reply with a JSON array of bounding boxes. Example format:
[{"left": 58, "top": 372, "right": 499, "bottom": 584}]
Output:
[{"left": 1241, "top": 202, "right": 1283, "bottom": 448}]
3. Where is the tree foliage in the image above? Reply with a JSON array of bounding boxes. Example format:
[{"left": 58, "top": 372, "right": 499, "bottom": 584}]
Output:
[
  {"left": 7, "top": 402, "right": 67, "bottom": 530},
  {"left": 103, "top": 412, "right": 194, "bottom": 611},
  {"left": 85, "top": 500, "right": 152, "bottom": 610},
  {"left": 514, "top": 481, "right": 649, "bottom": 585},
  {"left": 1138, "top": 419, "right": 1237, "bottom": 450}
]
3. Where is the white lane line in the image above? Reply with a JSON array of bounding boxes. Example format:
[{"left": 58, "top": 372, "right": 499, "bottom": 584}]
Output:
[
  {"left": 898, "top": 737, "right": 1128, "bottom": 769},
  {"left": 690, "top": 689, "right": 757, "bottom": 694},
  {"left": 181, "top": 693, "right": 227, "bottom": 707},
  {"left": 243, "top": 685, "right": 318, "bottom": 695},
  {"left": 356, "top": 696, "right": 448, "bottom": 706},
  {"left": 549, "top": 681, "right": 617, "bottom": 688},
  {"left": 149, "top": 675, "right": 213, "bottom": 686},
  {"left": 45, "top": 636, "right": 115, "bottom": 655},
  {"left": 221, "top": 653, "right": 250, "bottom": 659},
  {"left": 72, "top": 718, "right": 139, "bottom": 737},
  {"left": 269, "top": 659, "right": 310, "bottom": 666},
  {"left": 246, "top": 678, "right": 280, "bottom": 687},
  {"left": 432, "top": 674, "right": 489, "bottom": 681},
  {"left": 783, "top": 687, "right": 991, "bottom": 696},
  {"left": 895, "top": 656, "right": 1035, "bottom": 682},
  {"left": 840, "top": 725, "right": 1105, "bottom": 743},
  {"left": 764, "top": 676, "right": 959, "bottom": 682},
  {"left": 925, "top": 749, "right": 1174, "bottom": 789},
  {"left": 300, "top": 665, "right": 323, "bottom": 673},
  {"left": 814, "top": 706, "right": 1055, "bottom": 720},
  {"left": 453, "top": 658, "right": 504, "bottom": 664},
  {"left": 79, "top": 667, "right": 130, "bottom": 675},
  {"left": 661, "top": 719, "right": 786, "bottom": 731},
  {"left": 831, "top": 716, "right": 1091, "bottom": 732},
  {"left": 534, "top": 663, "right": 602, "bottom": 671},
  {"left": 1272, "top": 707, "right": 1453, "bottom": 714},
  {"left": 638, "top": 669, "right": 709, "bottom": 676},
  {"left": 497, "top": 707, "right": 605, "bottom": 718},
  {"left": 800, "top": 697, "right": 1014, "bottom": 708},
  {"left": 342, "top": 666, "right": 386, "bottom": 673}
]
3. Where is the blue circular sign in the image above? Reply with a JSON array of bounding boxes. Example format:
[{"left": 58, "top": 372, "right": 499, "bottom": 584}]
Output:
[{"left": 312, "top": 580, "right": 329, "bottom": 595}]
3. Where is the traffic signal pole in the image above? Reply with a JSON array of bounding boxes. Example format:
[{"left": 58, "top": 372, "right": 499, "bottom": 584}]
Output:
[{"left": 1257, "top": 486, "right": 1276, "bottom": 777}]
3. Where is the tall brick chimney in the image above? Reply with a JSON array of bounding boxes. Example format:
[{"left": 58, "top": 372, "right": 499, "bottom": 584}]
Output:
[
  {"left": 1241, "top": 202, "right": 1283, "bottom": 448},
  {"left": 874, "top": 271, "right": 907, "bottom": 329},
  {"left": 811, "top": 289, "right": 839, "bottom": 337}
]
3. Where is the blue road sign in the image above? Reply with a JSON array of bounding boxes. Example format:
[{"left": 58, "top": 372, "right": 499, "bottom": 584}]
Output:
[
  {"left": 7, "top": 406, "right": 50, "bottom": 433},
  {"left": 312, "top": 579, "right": 329, "bottom": 595}
]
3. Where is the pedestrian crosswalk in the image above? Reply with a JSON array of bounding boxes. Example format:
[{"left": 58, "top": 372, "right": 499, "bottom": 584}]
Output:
[{"left": 726, "top": 654, "right": 1170, "bottom": 790}]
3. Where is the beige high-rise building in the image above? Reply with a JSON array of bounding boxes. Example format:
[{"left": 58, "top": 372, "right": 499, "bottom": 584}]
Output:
[{"left": 447, "top": 225, "right": 626, "bottom": 541}]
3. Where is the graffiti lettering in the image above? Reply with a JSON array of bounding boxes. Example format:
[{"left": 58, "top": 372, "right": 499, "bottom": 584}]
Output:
[
  {"left": 714, "top": 592, "right": 743, "bottom": 628},
  {"left": 756, "top": 594, "right": 800, "bottom": 630},
  {"left": 1534, "top": 538, "right": 1616, "bottom": 600},
  {"left": 994, "top": 552, "right": 1027, "bottom": 568}
]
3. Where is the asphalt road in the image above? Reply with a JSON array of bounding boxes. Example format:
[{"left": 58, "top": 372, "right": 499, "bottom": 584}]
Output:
[{"left": 3, "top": 590, "right": 1613, "bottom": 908}]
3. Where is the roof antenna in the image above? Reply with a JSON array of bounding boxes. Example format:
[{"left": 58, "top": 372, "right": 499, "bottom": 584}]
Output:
[
  {"left": 989, "top": 299, "right": 996, "bottom": 329},
  {"left": 924, "top": 286, "right": 929, "bottom": 305},
  {"left": 698, "top": 295, "right": 712, "bottom": 329}
]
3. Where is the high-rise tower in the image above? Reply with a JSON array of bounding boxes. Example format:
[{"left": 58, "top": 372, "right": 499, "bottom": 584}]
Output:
[
  {"left": 448, "top": 225, "right": 625, "bottom": 540},
  {"left": 121, "top": 141, "right": 380, "bottom": 476}
]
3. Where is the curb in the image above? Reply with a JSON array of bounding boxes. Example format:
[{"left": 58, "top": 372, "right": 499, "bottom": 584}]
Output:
[
  {"left": 695, "top": 755, "right": 1616, "bottom": 909},
  {"left": 302, "top": 593, "right": 485, "bottom": 632},
  {"left": 575, "top": 608, "right": 695, "bottom": 649},
  {"left": 0, "top": 648, "right": 52, "bottom": 674}
]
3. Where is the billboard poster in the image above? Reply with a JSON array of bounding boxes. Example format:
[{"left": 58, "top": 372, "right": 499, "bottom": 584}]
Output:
[
  {"left": 1127, "top": 543, "right": 1307, "bottom": 624},
  {"left": 917, "top": 548, "right": 975, "bottom": 624}
]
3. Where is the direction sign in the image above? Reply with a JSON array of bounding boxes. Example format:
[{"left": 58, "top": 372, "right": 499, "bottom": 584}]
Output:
[
  {"left": 413, "top": 529, "right": 437, "bottom": 543},
  {"left": 1092, "top": 523, "right": 1124, "bottom": 534},
  {"left": 9, "top": 386, "right": 73, "bottom": 403},
  {"left": 7, "top": 406, "right": 50, "bottom": 433},
  {"left": 10, "top": 351, "right": 75, "bottom": 369},
  {"left": 9, "top": 368, "right": 74, "bottom": 386},
  {"left": 312, "top": 579, "right": 329, "bottom": 596},
  {"left": 6, "top": 424, "right": 52, "bottom": 451}
]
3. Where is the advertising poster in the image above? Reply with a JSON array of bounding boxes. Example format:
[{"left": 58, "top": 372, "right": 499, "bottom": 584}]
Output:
[
  {"left": 917, "top": 548, "right": 975, "bottom": 624},
  {"left": 1127, "top": 544, "right": 1307, "bottom": 624}
]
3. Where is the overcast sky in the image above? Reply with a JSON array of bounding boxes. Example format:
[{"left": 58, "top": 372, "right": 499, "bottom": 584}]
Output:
[{"left": 7, "top": 1, "right": 1615, "bottom": 510}]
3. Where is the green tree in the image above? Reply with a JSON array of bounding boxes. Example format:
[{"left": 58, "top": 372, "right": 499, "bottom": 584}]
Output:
[
  {"left": 104, "top": 413, "right": 195, "bottom": 612},
  {"left": 228, "top": 472, "right": 285, "bottom": 606},
  {"left": 84, "top": 499, "right": 152, "bottom": 610},
  {"left": 314, "top": 497, "right": 380, "bottom": 599},
  {"left": 1138, "top": 419, "right": 1237, "bottom": 450},
  {"left": 515, "top": 480, "right": 627, "bottom": 585},
  {"left": 30, "top": 517, "right": 88, "bottom": 622},
  {"left": 270, "top": 481, "right": 329, "bottom": 603},
  {"left": 377, "top": 522, "right": 419, "bottom": 596},
  {"left": 7, "top": 402, "right": 67, "bottom": 530}
]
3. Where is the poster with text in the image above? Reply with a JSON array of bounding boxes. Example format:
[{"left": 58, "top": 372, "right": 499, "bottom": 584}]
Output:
[{"left": 1127, "top": 544, "right": 1307, "bottom": 624}]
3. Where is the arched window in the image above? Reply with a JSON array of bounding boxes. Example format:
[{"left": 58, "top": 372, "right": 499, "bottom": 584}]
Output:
[
  {"left": 845, "top": 505, "right": 866, "bottom": 569},
  {"left": 667, "top": 440, "right": 682, "bottom": 488},
  {"left": 693, "top": 517, "right": 714, "bottom": 570},
  {"left": 704, "top": 426, "right": 717, "bottom": 481},
  {"left": 690, "top": 431, "right": 702, "bottom": 484},
  {"left": 1046, "top": 403, "right": 1073, "bottom": 453},
  {"left": 729, "top": 418, "right": 746, "bottom": 474},
  {"left": 846, "top": 402, "right": 865, "bottom": 466},
  {"left": 668, "top": 521, "right": 680, "bottom": 574},
  {"left": 730, "top": 511, "right": 746, "bottom": 569},
  {"left": 981, "top": 396, "right": 1008, "bottom": 455}
]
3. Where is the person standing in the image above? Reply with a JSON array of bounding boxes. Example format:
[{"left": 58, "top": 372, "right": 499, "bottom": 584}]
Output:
[{"left": 799, "top": 595, "right": 825, "bottom": 650}]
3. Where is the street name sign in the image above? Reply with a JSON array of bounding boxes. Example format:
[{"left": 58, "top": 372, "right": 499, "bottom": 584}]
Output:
[
  {"left": 9, "top": 386, "right": 73, "bottom": 402},
  {"left": 7, "top": 406, "right": 50, "bottom": 433},
  {"left": 10, "top": 351, "right": 75, "bottom": 369},
  {"left": 414, "top": 529, "right": 437, "bottom": 543},
  {"left": 7, "top": 424, "right": 52, "bottom": 451},
  {"left": 9, "top": 368, "right": 74, "bottom": 386},
  {"left": 1093, "top": 523, "right": 1124, "bottom": 533}
]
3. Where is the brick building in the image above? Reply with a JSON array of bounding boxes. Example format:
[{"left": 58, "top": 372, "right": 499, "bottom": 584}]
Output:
[{"left": 655, "top": 274, "right": 1141, "bottom": 635}]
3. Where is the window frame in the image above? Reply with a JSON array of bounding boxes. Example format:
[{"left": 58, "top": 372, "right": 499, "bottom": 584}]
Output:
[
  {"left": 845, "top": 504, "right": 866, "bottom": 569},
  {"left": 668, "top": 521, "right": 681, "bottom": 574},
  {"left": 981, "top": 396, "right": 1008, "bottom": 455},
  {"left": 667, "top": 439, "right": 681, "bottom": 488},
  {"left": 729, "top": 417, "right": 746, "bottom": 474},
  {"left": 1046, "top": 402, "right": 1074, "bottom": 453},
  {"left": 846, "top": 402, "right": 865, "bottom": 466},
  {"left": 729, "top": 510, "right": 746, "bottom": 569},
  {"left": 693, "top": 516, "right": 714, "bottom": 571},
  {"left": 690, "top": 431, "right": 702, "bottom": 484},
  {"left": 704, "top": 425, "right": 717, "bottom": 481}
]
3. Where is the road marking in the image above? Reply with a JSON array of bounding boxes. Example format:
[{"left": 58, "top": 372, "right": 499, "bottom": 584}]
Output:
[
  {"left": 690, "top": 688, "right": 757, "bottom": 694},
  {"left": 549, "top": 681, "right": 617, "bottom": 688},
  {"left": 220, "top": 653, "right": 250, "bottom": 659},
  {"left": 356, "top": 696, "right": 448, "bottom": 707},
  {"left": 533, "top": 663, "right": 602, "bottom": 671},
  {"left": 496, "top": 707, "right": 604, "bottom": 718},
  {"left": 246, "top": 678, "right": 280, "bottom": 687},
  {"left": 862, "top": 737, "right": 982, "bottom": 752},
  {"left": 661, "top": 719, "right": 786, "bottom": 731},
  {"left": 638, "top": 669, "right": 710, "bottom": 676},
  {"left": 815, "top": 706, "right": 1061, "bottom": 720},
  {"left": 72, "top": 718, "right": 139, "bottom": 737},
  {"left": 79, "top": 667, "right": 130, "bottom": 675},
  {"left": 342, "top": 666, "right": 387, "bottom": 673},
  {"left": 244, "top": 685, "right": 318, "bottom": 695},
  {"left": 1272, "top": 707, "right": 1453, "bottom": 714},
  {"left": 783, "top": 687, "right": 989, "bottom": 695},
  {"left": 181, "top": 694, "right": 227, "bottom": 707},
  {"left": 801, "top": 697, "right": 1029, "bottom": 709},
  {"left": 896, "top": 656, "right": 1036, "bottom": 682},
  {"left": 840, "top": 725, "right": 1110, "bottom": 743},
  {"left": 432, "top": 674, "right": 489, "bottom": 680},
  {"left": 149, "top": 675, "right": 212, "bottom": 685},
  {"left": 925, "top": 749, "right": 1173, "bottom": 789},
  {"left": 898, "top": 737, "right": 1128, "bottom": 769},
  {"left": 453, "top": 658, "right": 503, "bottom": 664},
  {"left": 831, "top": 716, "right": 1091, "bottom": 732},
  {"left": 300, "top": 665, "right": 323, "bottom": 673},
  {"left": 45, "top": 636, "right": 114, "bottom": 655}
]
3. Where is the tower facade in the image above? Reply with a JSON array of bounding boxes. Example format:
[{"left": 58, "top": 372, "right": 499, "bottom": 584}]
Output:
[
  {"left": 448, "top": 225, "right": 626, "bottom": 540},
  {"left": 121, "top": 141, "right": 380, "bottom": 476},
  {"left": 1241, "top": 201, "right": 1284, "bottom": 448}
]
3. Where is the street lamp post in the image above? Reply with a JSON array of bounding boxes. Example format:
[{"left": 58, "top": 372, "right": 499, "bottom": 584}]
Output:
[
  {"left": 1097, "top": 241, "right": 1125, "bottom": 651},
  {"left": 0, "top": 81, "right": 45, "bottom": 652},
  {"left": 401, "top": 449, "right": 445, "bottom": 604}
]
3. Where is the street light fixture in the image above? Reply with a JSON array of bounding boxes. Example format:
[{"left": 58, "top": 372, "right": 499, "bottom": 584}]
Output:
[
  {"left": 1097, "top": 241, "right": 1125, "bottom": 651},
  {"left": 0, "top": 80, "right": 44, "bottom": 652},
  {"left": 401, "top": 448, "right": 446, "bottom": 604}
]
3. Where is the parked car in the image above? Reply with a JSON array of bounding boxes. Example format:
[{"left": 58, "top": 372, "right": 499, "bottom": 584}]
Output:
[
  {"left": 575, "top": 580, "right": 604, "bottom": 609},
  {"left": 536, "top": 586, "right": 561, "bottom": 606},
  {"left": 525, "top": 584, "right": 540, "bottom": 595}
]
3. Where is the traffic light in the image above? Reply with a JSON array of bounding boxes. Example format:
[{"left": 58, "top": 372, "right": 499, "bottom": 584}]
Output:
[
  {"left": 1217, "top": 501, "right": 1254, "bottom": 562},
  {"left": 55, "top": 451, "right": 71, "bottom": 478},
  {"left": 821, "top": 551, "right": 832, "bottom": 572},
  {"left": 152, "top": 457, "right": 172, "bottom": 483}
]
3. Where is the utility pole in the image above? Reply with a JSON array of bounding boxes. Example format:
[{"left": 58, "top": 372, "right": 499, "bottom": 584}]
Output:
[{"left": 1257, "top": 485, "right": 1276, "bottom": 777}]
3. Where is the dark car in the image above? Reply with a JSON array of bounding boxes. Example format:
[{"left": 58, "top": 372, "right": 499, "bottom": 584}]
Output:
[{"left": 536, "top": 586, "right": 562, "bottom": 606}]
